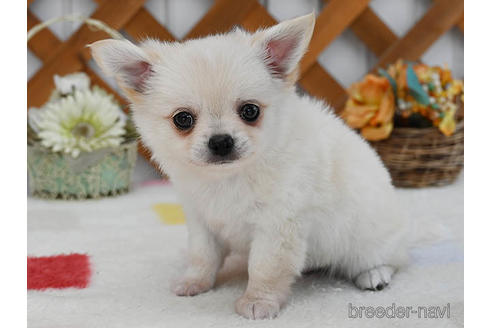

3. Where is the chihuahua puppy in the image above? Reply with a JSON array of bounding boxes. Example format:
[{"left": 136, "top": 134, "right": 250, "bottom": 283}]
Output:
[{"left": 90, "top": 13, "right": 409, "bottom": 319}]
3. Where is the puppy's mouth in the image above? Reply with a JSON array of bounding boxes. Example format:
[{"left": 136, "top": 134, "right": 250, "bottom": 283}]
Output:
[
  {"left": 206, "top": 153, "right": 240, "bottom": 165},
  {"left": 190, "top": 148, "right": 253, "bottom": 168}
]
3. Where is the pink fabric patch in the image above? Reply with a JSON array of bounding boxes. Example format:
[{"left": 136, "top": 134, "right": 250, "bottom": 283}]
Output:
[
  {"left": 139, "top": 179, "right": 170, "bottom": 187},
  {"left": 27, "top": 254, "right": 91, "bottom": 290}
]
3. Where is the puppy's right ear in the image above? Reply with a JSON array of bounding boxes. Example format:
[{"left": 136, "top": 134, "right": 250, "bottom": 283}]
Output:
[{"left": 89, "top": 39, "right": 153, "bottom": 101}]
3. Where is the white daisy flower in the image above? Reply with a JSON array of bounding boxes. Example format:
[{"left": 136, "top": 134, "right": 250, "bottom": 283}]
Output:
[
  {"left": 27, "top": 107, "right": 43, "bottom": 134},
  {"left": 35, "top": 88, "right": 126, "bottom": 158},
  {"left": 54, "top": 72, "right": 90, "bottom": 95}
]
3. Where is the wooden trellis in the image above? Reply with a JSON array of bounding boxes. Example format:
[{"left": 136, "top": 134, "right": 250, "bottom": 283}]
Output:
[{"left": 27, "top": 0, "right": 464, "bottom": 168}]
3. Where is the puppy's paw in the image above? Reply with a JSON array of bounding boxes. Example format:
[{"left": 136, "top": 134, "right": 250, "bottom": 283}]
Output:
[
  {"left": 172, "top": 278, "right": 213, "bottom": 296},
  {"left": 354, "top": 265, "right": 395, "bottom": 291},
  {"left": 235, "top": 295, "right": 280, "bottom": 320}
]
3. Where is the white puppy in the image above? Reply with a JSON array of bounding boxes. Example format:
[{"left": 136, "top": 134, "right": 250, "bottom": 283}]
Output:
[{"left": 90, "top": 13, "right": 409, "bottom": 319}]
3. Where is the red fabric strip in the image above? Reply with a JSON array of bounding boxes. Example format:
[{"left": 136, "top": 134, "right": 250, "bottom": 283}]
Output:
[{"left": 27, "top": 253, "right": 91, "bottom": 290}]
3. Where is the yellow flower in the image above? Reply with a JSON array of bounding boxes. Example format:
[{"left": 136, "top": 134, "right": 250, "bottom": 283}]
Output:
[
  {"left": 449, "top": 80, "right": 464, "bottom": 96},
  {"left": 439, "top": 105, "right": 457, "bottom": 136}
]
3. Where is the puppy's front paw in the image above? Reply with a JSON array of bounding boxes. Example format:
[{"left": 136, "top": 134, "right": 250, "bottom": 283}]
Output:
[
  {"left": 354, "top": 265, "right": 395, "bottom": 291},
  {"left": 235, "top": 295, "right": 280, "bottom": 320},
  {"left": 172, "top": 278, "right": 213, "bottom": 296}
]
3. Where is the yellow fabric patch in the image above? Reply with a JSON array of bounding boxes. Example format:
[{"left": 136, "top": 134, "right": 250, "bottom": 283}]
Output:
[{"left": 152, "top": 203, "right": 186, "bottom": 225}]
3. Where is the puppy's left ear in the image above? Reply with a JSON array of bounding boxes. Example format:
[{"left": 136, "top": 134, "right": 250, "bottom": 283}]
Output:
[{"left": 252, "top": 12, "right": 315, "bottom": 83}]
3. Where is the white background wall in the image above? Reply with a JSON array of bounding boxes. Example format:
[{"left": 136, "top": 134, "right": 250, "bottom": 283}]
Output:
[{"left": 27, "top": 0, "right": 464, "bottom": 182}]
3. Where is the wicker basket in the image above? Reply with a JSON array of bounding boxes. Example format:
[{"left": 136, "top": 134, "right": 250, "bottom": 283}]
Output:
[
  {"left": 27, "top": 140, "right": 137, "bottom": 199},
  {"left": 370, "top": 120, "right": 464, "bottom": 188}
]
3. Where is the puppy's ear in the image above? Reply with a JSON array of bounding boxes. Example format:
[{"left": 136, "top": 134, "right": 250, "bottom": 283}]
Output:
[
  {"left": 252, "top": 12, "right": 315, "bottom": 83},
  {"left": 89, "top": 39, "right": 153, "bottom": 101}
]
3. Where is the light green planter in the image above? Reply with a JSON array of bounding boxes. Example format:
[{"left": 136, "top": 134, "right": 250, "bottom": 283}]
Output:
[{"left": 27, "top": 141, "right": 137, "bottom": 199}]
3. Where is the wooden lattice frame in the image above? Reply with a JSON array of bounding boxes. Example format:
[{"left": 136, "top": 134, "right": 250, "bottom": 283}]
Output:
[{"left": 27, "top": 0, "right": 464, "bottom": 168}]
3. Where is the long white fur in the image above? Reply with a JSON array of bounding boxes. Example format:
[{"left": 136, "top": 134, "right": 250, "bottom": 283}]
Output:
[{"left": 90, "top": 13, "right": 410, "bottom": 320}]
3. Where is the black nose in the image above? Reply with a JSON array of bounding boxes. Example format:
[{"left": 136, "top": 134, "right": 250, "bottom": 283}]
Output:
[{"left": 208, "top": 134, "right": 234, "bottom": 157}]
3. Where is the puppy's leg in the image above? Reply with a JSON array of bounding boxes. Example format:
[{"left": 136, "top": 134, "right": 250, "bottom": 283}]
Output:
[
  {"left": 235, "top": 218, "right": 306, "bottom": 319},
  {"left": 172, "top": 220, "right": 223, "bottom": 296}
]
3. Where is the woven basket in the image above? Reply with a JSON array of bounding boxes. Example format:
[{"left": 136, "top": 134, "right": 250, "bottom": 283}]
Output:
[
  {"left": 27, "top": 141, "right": 137, "bottom": 199},
  {"left": 370, "top": 120, "right": 464, "bottom": 188}
]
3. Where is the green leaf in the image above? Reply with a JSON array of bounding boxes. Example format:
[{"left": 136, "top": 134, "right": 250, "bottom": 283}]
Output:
[
  {"left": 407, "top": 64, "right": 430, "bottom": 105},
  {"left": 378, "top": 68, "right": 397, "bottom": 95}
]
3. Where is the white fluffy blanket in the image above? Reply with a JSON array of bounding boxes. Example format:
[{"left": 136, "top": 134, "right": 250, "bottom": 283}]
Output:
[{"left": 27, "top": 175, "right": 463, "bottom": 327}]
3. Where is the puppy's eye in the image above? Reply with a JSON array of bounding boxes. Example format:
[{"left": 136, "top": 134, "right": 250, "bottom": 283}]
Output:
[
  {"left": 239, "top": 103, "right": 260, "bottom": 122},
  {"left": 173, "top": 111, "right": 195, "bottom": 130}
]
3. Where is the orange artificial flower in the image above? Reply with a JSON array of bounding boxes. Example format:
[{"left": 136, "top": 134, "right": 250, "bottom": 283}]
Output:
[
  {"left": 440, "top": 67, "right": 453, "bottom": 85},
  {"left": 342, "top": 100, "right": 378, "bottom": 128},
  {"left": 361, "top": 122, "right": 393, "bottom": 141},
  {"left": 413, "top": 63, "right": 431, "bottom": 82},
  {"left": 341, "top": 74, "right": 395, "bottom": 141}
]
